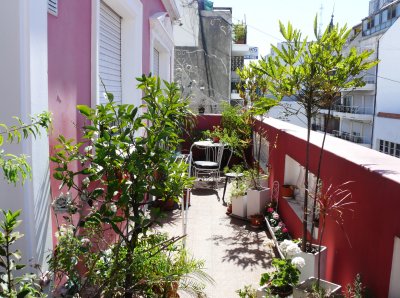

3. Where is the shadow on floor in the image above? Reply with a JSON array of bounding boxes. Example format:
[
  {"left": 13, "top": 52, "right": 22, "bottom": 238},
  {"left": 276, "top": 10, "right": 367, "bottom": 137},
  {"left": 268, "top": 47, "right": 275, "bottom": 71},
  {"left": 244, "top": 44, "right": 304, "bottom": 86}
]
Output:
[{"left": 208, "top": 216, "right": 273, "bottom": 270}]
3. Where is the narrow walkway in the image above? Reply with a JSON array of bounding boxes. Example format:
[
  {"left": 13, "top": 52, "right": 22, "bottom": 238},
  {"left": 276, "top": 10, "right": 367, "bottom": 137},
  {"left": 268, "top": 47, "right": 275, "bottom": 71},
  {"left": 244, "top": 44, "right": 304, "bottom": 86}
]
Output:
[{"left": 160, "top": 181, "right": 276, "bottom": 297}]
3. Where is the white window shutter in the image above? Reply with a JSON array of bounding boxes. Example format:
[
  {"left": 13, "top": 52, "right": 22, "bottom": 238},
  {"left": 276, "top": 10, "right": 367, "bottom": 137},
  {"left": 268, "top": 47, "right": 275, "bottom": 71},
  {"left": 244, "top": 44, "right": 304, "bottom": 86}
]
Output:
[
  {"left": 99, "top": 2, "right": 122, "bottom": 104},
  {"left": 48, "top": 0, "right": 58, "bottom": 16},
  {"left": 153, "top": 49, "right": 160, "bottom": 77}
]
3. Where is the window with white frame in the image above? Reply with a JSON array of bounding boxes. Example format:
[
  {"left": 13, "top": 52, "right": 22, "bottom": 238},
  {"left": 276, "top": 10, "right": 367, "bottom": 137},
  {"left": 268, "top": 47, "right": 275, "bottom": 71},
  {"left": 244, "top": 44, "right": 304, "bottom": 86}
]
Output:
[
  {"left": 378, "top": 139, "right": 400, "bottom": 158},
  {"left": 99, "top": 2, "right": 122, "bottom": 104},
  {"left": 92, "top": 0, "right": 143, "bottom": 108}
]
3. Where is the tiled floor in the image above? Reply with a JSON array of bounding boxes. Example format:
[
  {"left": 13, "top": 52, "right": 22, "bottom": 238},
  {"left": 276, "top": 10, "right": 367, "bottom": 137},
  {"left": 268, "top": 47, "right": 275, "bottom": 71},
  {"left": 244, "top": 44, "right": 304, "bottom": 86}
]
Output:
[{"left": 160, "top": 181, "right": 276, "bottom": 298}]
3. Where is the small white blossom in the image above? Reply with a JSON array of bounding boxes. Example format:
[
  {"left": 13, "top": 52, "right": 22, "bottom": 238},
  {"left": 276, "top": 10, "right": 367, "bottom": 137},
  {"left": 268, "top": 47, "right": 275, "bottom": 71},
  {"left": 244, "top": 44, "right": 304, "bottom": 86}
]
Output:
[
  {"left": 84, "top": 146, "right": 93, "bottom": 153},
  {"left": 285, "top": 243, "right": 301, "bottom": 257},
  {"left": 109, "top": 203, "right": 117, "bottom": 213},
  {"left": 291, "top": 257, "right": 306, "bottom": 268},
  {"left": 82, "top": 177, "right": 90, "bottom": 187},
  {"left": 279, "top": 239, "right": 294, "bottom": 252},
  {"left": 80, "top": 190, "right": 89, "bottom": 202},
  {"left": 81, "top": 238, "right": 90, "bottom": 246}
]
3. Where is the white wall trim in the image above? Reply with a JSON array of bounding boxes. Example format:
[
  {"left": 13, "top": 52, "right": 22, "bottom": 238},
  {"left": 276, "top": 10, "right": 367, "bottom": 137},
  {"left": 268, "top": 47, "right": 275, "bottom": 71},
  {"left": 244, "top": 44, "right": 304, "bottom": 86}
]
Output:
[
  {"left": 91, "top": 0, "right": 143, "bottom": 107},
  {"left": 0, "top": 0, "right": 52, "bottom": 270},
  {"left": 150, "top": 12, "right": 174, "bottom": 82},
  {"left": 161, "top": 0, "right": 180, "bottom": 21}
]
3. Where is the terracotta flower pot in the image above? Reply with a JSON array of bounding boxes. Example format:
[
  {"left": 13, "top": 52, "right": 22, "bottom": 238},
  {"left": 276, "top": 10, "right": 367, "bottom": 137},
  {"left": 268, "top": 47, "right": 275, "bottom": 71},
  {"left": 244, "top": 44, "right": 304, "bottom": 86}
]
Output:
[
  {"left": 281, "top": 185, "right": 294, "bottom": 198},
  {"left": 212, "top": 136, "right": 220, "bottom": 143},
  {"left": 226, "top": 203, "right": 232, "bottom": 214},
  {"left": 250, "top": 214, "right": 264, "bottom": 228}
]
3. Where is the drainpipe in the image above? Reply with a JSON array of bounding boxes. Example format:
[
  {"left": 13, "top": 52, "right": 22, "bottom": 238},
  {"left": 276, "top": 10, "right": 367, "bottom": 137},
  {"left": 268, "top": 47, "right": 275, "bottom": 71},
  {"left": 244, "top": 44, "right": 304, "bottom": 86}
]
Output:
[{"left": 371, "top": 38, "right": 380, "bottom": 149}]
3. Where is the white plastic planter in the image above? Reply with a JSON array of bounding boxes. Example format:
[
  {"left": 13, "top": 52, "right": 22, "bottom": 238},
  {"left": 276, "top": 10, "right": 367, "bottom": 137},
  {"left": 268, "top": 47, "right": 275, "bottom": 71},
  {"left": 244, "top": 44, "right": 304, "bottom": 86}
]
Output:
[
  {"left": 231, "top": 195, "right": 247, "bottom": 218},
  {"left": 247, "top": 188, "right": 270, "bottom": 217},
  {"left": 298, "top": 245, "right": 327, "bottom": 282},
  {"left": 293, "top": 277, "right": 341, "bottom": 297}
]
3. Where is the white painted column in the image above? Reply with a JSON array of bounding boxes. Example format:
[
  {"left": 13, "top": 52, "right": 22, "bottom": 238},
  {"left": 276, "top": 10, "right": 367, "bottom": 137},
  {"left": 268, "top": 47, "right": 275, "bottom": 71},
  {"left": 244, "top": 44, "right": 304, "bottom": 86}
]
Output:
[{"left": 0, "top": 0, "right": 52, "bottom": 270}]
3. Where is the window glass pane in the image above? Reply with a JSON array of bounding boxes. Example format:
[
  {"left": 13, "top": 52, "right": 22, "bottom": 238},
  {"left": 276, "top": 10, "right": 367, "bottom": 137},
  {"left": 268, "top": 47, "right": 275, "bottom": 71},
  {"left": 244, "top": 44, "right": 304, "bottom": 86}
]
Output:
[
  {"left": 382, "top": 9, "right": 388, "bottom": 22},
  {"left": 363, "top": 19, "right": 369, "bottom": 31},
  {"left": 375, "top": 14, "right": 380, "bottom": 25}
]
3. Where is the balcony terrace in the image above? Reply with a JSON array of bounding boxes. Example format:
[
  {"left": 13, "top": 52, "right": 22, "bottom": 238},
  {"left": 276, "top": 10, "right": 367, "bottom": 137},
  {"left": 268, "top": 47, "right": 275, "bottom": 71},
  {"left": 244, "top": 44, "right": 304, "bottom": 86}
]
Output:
[
  {"left": 160, "top": 182, "right": 275, "bottom": 297},
  {"left": 183, "top": 114, "right": 400, "bottom": 297},
  {"left": 319, "top": 104, "right": 374, "bottom": 122}
]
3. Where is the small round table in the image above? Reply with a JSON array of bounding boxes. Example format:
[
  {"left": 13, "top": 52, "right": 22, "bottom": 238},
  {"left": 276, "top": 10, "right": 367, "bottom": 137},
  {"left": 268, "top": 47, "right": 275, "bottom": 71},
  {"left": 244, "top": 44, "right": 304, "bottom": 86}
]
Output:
[{"left": 221, "top": 172, "right": 244, "bottom": 204}]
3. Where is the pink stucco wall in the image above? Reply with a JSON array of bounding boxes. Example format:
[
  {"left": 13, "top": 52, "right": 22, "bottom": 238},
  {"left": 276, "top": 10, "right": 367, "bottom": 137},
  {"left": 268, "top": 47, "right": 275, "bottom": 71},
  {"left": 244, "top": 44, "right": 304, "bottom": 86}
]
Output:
[
  {"left": 47, "top": 0, "right": 92, "bottom": 238},
  {"left": 141, "top": 0, "right": 167, "bottom": 75}
]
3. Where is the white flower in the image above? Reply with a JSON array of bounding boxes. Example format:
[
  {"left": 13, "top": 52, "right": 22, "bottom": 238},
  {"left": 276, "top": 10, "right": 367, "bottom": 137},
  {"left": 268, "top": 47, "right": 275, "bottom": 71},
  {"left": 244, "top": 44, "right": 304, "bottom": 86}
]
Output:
[
  {"left": 279, "top": 239, "right": 294, "bottom": 252},
  {"left": 285, "top": 242, "right": 301, "bottom": 257},
  {"left": 81, "top": 238, "right": 90, "bottom": 246},
  {"left": 80, "top": 190, "right": 89, "bottom": 202},
  {"left": 84, "top": 146, "right": 93, "bottom": 153},
  {"left": 82, "top": 177, "right": 90, "bottom": 187},
  {"left": 291, "top": 257, "right": 306, "bottom": 268},
  {"left": 263, "top": 239, "right": 275, "bottom": 249},
  {"left": 109, "top": 203, "right": 117, "bottom": 213},
  {"left": 279, "top": 240, "right": 301, "bottom": 257}
]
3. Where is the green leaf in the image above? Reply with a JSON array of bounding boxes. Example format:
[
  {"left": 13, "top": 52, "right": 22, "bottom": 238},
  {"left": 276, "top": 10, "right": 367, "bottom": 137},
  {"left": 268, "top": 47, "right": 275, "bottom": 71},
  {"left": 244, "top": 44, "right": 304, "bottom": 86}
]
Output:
[
  {"left": 53, "top": 172, "right": 63, "bottom": 180},
  {"left": 77, "top": 105, "right": 91, "bottom": 116}
]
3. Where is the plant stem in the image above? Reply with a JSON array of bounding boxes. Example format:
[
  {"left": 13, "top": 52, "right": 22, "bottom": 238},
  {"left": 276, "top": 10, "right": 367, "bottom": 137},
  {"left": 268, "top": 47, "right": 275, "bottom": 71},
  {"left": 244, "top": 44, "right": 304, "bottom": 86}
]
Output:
[
  {"left": 302, "top": 107, "right": 311, "bottom": 252},
  {"left": 311, "top": 103, "right": 332, "bottom": 239}
]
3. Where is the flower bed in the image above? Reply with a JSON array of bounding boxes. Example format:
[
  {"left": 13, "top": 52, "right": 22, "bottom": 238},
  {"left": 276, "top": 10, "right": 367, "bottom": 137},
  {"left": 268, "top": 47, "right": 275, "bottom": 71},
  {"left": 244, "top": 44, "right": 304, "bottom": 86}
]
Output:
[{"left": 265, "top": 206, "right": 292, "bottom": 259}]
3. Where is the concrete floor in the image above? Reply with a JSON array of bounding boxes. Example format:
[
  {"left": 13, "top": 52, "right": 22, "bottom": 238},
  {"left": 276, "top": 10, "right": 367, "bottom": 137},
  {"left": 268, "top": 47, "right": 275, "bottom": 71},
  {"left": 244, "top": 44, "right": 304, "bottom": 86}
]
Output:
[{"left": 159, "top": 180, "right": 276, "bottom": 298}]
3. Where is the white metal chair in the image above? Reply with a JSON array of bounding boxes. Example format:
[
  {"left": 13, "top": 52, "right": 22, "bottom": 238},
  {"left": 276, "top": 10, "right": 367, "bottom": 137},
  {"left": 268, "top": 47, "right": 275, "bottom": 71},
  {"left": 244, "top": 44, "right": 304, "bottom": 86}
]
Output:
[{"left": 190, "top": 141, "right": 224, "bottom": 188}]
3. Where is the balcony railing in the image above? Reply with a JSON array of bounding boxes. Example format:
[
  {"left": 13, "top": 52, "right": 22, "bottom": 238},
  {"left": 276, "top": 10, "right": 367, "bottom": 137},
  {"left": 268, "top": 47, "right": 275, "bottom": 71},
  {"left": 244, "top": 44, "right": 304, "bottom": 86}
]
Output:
[
  {"left": 334, "top": 105, "right": 374, "bottom": 115},
  {"left": 332, "top": 130, "right": 371, "bottom": 144}
]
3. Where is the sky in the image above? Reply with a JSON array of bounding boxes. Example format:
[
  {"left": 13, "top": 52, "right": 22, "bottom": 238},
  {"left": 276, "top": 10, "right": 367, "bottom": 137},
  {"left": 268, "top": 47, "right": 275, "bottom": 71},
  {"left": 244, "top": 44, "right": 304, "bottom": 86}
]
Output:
[{"left": 212, "top": 0, "right": 371, "bottom": 57}]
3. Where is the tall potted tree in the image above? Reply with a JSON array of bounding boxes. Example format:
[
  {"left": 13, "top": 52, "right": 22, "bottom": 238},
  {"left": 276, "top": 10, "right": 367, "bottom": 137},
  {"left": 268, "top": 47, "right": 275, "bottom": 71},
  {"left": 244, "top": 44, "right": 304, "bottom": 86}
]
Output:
[
  {"left": 237, "top": 63, "right": 281, "bottom": 217},
  {"left": 258, "top": 17, "right": 377, "bottom": 257},
  {"left": 49, "top": 76, "right": 211, "bottom": 297}
]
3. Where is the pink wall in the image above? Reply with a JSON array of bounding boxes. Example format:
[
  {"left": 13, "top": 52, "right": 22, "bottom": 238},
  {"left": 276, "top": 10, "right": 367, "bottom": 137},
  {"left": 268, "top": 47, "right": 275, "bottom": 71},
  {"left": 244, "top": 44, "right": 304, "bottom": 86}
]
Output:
[
  {"left": 47, "top": 0, "right": 92, "bottom": 238},
  {"left": 256, "top": 118, "right": 400, "bottom": 297},
  {"left": 141, "top": 0, "right": 167, "bottom": 75}
]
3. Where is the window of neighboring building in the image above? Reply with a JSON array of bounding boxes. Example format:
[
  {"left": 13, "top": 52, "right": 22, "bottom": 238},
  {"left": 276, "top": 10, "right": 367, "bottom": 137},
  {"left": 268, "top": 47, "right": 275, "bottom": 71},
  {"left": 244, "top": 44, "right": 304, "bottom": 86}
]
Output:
[
  {"left": 378, "top": 139, "right": 400, "bottom": 158},
  {"left": 382, "top": 9, "right": 388, "bottom": 22},
  {"left": 231, "top": 56, "right": 244, "bottom": 71}
]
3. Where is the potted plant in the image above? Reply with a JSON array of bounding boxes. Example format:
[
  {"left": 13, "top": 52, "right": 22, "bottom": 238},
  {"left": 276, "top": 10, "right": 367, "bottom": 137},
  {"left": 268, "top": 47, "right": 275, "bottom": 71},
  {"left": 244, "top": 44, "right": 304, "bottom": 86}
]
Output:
[
  {"left": 294, "top": 183, "right": 354, "bottom": 297},
  {"left": 249, "top": 213, "right": 264, "bottom": 228},
  {"left": 281, "top": 184, "right": 295, "bottom": 199},
  {"left": 233, "top": 22, "right": 246, "bottom": 44},
  {"left": 258, "top": 241, "right": 305, "bottom": 297},
  {"left": 230, "top": 174, "right": 248, "bottom": 218}
]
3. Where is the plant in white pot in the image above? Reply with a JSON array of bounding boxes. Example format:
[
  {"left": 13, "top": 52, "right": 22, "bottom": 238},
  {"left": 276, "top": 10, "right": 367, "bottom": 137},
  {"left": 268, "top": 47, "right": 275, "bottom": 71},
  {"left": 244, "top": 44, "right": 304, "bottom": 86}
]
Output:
[
  {"left": 230, "top": 173, "right": 248, "bottom": 218},
  {"left": 246, "top": 169, "right": 271, "bottom": 218},
  {"left": 294, "top": 182, "right": 354, "bottom": 297},
  {"left": 257, "top": 240, "right": 305, "bottom": 298}
]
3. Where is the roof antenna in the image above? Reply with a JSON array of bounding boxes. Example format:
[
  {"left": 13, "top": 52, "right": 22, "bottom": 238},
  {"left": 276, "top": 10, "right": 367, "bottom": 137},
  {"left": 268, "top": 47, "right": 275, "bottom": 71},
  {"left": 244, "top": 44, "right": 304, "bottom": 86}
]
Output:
[{"left": 329, "top": 1, "right": 335, "bottom": 32}]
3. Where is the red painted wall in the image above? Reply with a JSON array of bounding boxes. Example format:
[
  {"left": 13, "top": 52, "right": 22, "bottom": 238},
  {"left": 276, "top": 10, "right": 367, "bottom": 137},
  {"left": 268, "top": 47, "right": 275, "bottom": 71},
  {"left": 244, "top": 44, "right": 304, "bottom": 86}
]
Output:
[
  {"left": 48, "top": 0, "right": 92, "bottom": 239},
  {"left": 141, "top": 0, "right": 167, "bottom": 75},
  {"left": 255, "top": 118, "right": 400, "bottom": 297}
]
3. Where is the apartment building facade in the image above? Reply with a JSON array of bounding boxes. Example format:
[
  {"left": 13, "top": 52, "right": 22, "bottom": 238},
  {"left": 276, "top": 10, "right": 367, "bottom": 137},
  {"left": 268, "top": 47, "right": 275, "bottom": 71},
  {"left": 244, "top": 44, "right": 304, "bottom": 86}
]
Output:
[{"left": 314, "top": 0, "right": 400, "bottom": 153}]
